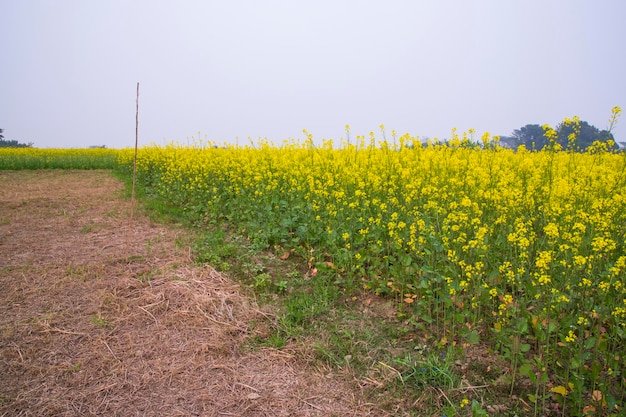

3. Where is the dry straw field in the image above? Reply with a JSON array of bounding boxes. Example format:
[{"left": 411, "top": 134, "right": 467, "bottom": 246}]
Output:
[{"left": 0, "top": 170, "right": 384, "bottom": 416}]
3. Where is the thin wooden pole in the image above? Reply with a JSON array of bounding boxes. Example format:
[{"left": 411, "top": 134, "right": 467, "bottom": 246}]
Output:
[{"left": 129, "top": 82, "right": 139, "bottom": 238}]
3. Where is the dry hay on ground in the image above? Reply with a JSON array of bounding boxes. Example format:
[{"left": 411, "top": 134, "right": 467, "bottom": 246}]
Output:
[{"left": 0, "top": 170, "right": 388, "bottom": 417}]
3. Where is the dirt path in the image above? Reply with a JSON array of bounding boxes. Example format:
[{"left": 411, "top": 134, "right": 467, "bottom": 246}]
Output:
[{"left": 0, "top": 171, "right": 386, "bottom": 417}]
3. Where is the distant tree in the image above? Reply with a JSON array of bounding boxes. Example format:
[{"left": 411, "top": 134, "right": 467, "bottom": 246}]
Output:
[
  {"left": 555, "top": 120, "right": 616, "bottom": 151},
  {"left": 511, "top": 124, "right": 550, "bottom": 150},
  {"left": 507, "top": 120, "right": 616, "bottom": 151},
  {"left": 497, "top": 135, "right": 518, "bottom": 149},
  {"left": 0, "top": 129, "right": 34, "bottom": 148}
]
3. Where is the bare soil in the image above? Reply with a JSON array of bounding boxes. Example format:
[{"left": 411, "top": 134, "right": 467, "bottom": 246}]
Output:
[{"left": 0, "top": 170, "right": 388, "bottom": 416}]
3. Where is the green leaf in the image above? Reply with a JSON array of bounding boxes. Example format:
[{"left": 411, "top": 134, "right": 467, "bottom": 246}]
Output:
[
  {"left": 515, "top": 317, "right": 529, "bottom": 333},
  {"left": 606, "top": 392, "right": 618, "bottom": 411},
  {"left": 520, "top": 343, "right": 531, "bottom": 353},
  {"left": 584, "top": 337, "right": 597, "bottom": 350},
  {"left": 467, "top": 330, "right": 480, "bottom": 345},
  {"left": 519, "top": 363, "right": 534, "bottom": 379}
]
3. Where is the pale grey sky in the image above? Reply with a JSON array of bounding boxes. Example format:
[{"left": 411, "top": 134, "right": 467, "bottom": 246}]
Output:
[{"left": 1, "top": 0, "right": 624, "bottom": 148}]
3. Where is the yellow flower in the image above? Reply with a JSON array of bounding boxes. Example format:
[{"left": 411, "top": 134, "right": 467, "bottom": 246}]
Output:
[
  {"left": 537, "top": 274, "right": 551, "bottom": 285},
  {"left": 565, "top": 330, "right": 577, "bottom": 343},
  {"left": 535, "top": 251, "right": 553, "bottom": 270},
  {"left": 544, "top": 223, "right": 559, "bottom": 239}
]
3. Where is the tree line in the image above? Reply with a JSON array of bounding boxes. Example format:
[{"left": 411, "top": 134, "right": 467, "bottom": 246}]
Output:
[
  {"left": 0, "top": 129, "right": 33, "bottom": 148},
  {"left": 1, "top": 118, "right": 620, "bottom": 151},
  {"left": 499, "top": 119, "right": 617, "bottom": 151}
]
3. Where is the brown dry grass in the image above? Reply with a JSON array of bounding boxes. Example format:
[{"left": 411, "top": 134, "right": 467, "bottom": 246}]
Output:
[{"left": 0, "top": 170, "right": 389, "bottom": 417}]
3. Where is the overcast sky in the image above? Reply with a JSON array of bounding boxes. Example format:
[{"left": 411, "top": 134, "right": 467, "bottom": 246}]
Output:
[{"left": 1, "top": 0, "right": 625, "bottom": 148}]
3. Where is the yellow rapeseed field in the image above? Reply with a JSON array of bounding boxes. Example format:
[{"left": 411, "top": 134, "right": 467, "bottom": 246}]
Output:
[{"left": 117, "top": 113, "right": 625, "bottom": 412}]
